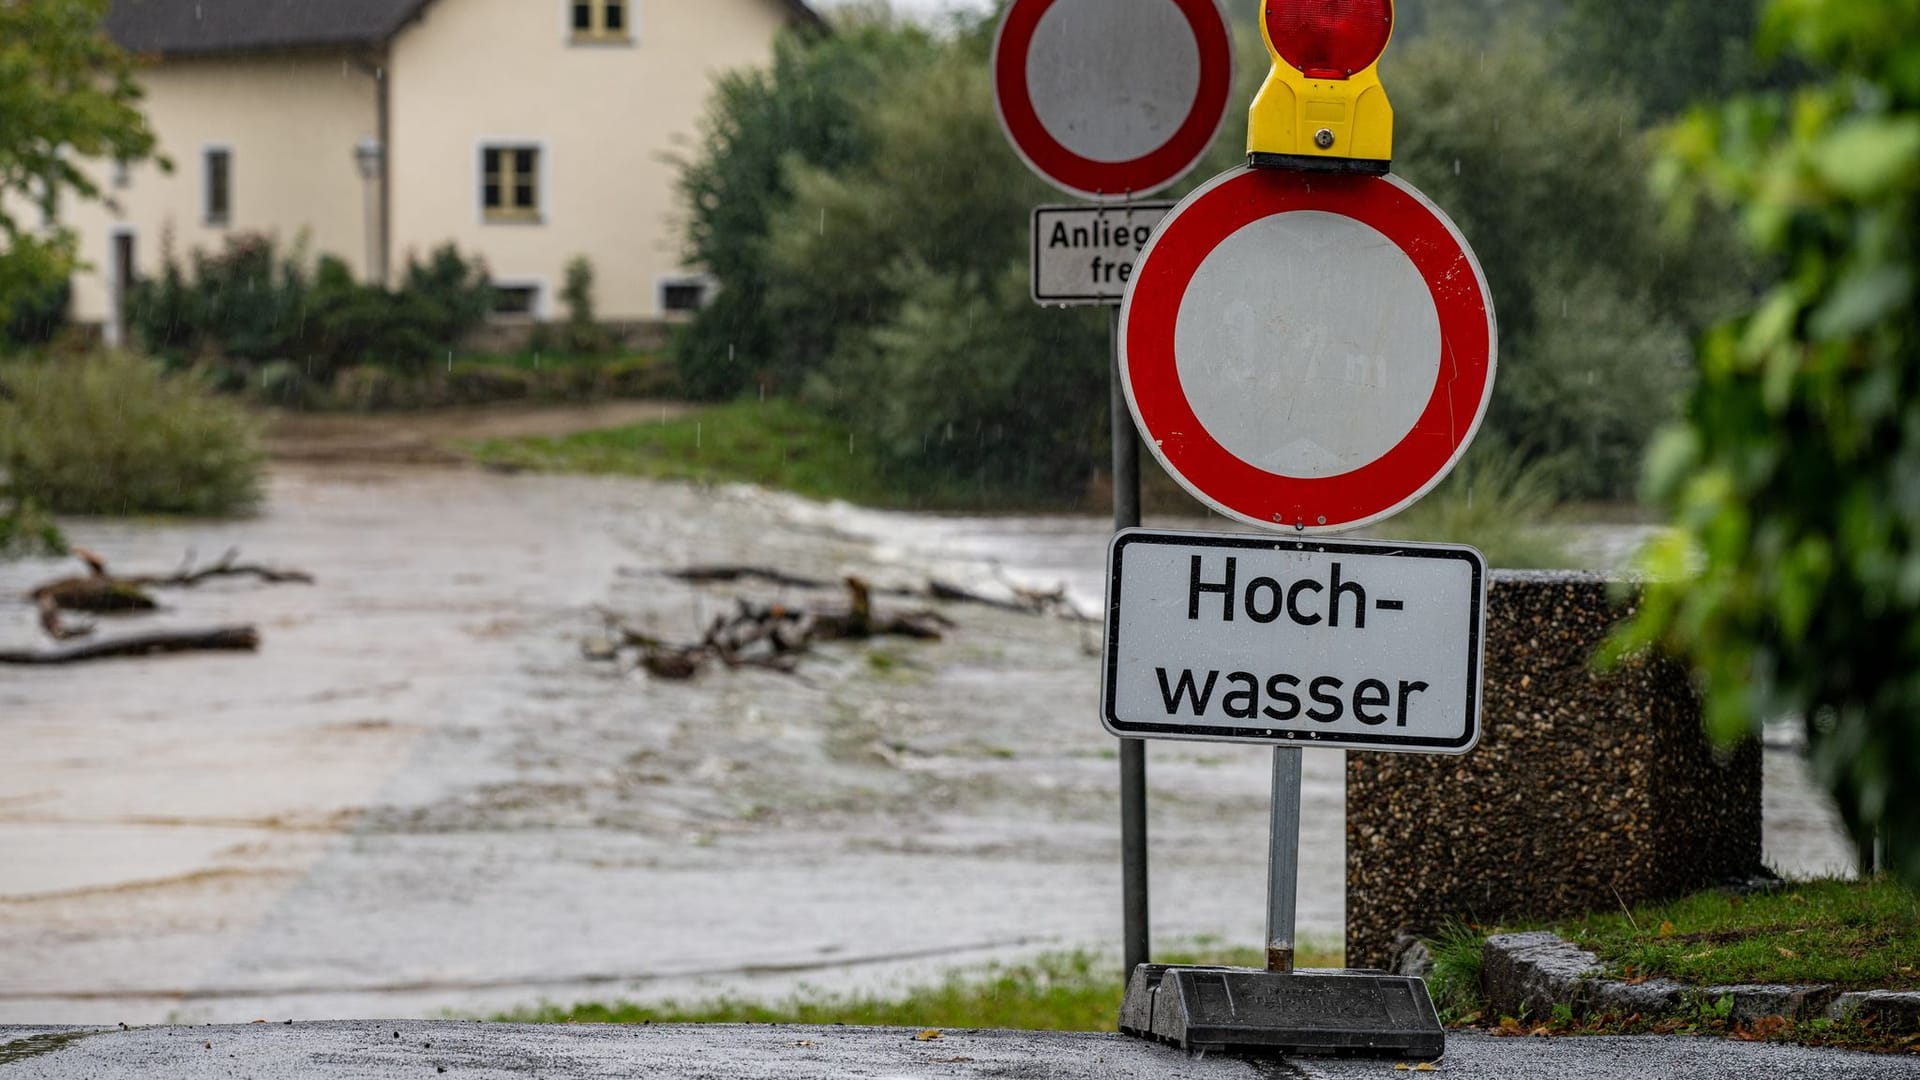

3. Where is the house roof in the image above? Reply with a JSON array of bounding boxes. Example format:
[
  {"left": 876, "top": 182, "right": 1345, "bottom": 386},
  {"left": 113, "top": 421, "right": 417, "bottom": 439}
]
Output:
[{"left": 104, "top": 0, "right": 825, "bottom": 57}]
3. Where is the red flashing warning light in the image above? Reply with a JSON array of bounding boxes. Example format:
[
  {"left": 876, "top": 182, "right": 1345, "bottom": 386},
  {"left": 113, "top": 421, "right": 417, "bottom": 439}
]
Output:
[{"left": 1264, "top": 0, "right": 1393, "bottom": 80}]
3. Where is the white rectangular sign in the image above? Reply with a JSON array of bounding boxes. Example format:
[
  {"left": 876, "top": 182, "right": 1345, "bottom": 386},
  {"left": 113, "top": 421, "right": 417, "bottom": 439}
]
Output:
[
  {"left": 1102, "top": 530, "right": 1486, "bottom": 753},
  {"left": 1031, "top": 203, "right": 1173, "bottom": 306}
]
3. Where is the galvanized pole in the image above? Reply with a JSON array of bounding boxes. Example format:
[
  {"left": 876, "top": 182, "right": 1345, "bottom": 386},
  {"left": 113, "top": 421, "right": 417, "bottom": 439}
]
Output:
[
  {"left": 1111, "top": 305, "right": 1150, "bottom": 977},
  {"left": 1265, "top": 746, "right": 1303, "bottom": 972}
]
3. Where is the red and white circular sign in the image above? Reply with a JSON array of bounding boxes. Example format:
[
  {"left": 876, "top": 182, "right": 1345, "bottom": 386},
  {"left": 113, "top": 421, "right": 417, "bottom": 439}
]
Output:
[
  {"left": 1119, "top": 166, "right": 1498, "bottom": 533},
  {"left": 992, "top": 0, "right": 1235, "bottom": 202}
]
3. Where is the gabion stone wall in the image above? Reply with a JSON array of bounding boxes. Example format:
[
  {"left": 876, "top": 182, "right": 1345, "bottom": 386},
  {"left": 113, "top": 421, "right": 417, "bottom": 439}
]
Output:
[{"left": 1345, "top": 571, "right": 1763, "bottom": 969}]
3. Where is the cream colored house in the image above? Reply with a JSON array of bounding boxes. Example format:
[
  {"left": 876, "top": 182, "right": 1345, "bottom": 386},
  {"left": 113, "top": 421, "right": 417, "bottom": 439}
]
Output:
[{"left": 75, "top": 0, "right": 823, "bottom": 344}]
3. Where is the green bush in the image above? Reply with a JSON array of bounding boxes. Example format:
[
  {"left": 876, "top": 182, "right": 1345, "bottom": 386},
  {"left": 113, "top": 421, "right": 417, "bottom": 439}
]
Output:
[
  {"left": 2, "top": 276, "right": 70, "bottom": 347},
  {"left": 557, "top": 255, "right": 612, "bottom": 355},
  {"left": 597, "top": 355, "right": 677, "bottom": 399},
  {"left": 127, "top": 233, "right": 493, "bottom": 378},
  {"left": 444, "top": 364, "right": 534, "bottom": 405},
  {"left": 0, "top": 497, "right": 66, "bottom": 559},
  {"left": 1373, "top": 443, "right": 1576, "bottom": 569},
  {"left": 0, "top": 353, "right": 262, "bottom": 515}
]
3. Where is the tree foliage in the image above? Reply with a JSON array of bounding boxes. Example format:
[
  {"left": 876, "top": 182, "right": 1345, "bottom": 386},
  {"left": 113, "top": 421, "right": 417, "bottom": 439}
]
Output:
[
  {"left": 1615, "top": 0, "right": 1920, "bottom": 883},
  {"left": 1559, "top": 0, "right": 1781, "bottom": 119},
  {"left": 1390, "top": 33, "right": 1754, "bottom": 498},
  {"left": 0, "top": 0, "right": 159, "bottom": 328},
  {"left": 672, "top": 15, "right": 939, "bottom": 398},
  {"left": 673, "top": 7, "right": 1749, "bottom": 502}
]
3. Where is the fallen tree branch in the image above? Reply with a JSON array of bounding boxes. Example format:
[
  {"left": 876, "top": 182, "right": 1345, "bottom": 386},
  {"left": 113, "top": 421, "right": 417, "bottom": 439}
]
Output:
[
  {"left": 123, "top": 547, "right": 316, "bottom": 588},
  {"left": 651, "top": 565, "right": 835, "bottom": 590},
  {"left": 0, "top": 626, "right": 260, "bottom": 665},
  {"left": 591, "top": 577, "right": 951, "bottom": 680},
  {"left": 656, "top": 563, "right": 1088, "bottom": 621},
  {"left": 26, "top": 548, "right": 312, "bottom": 641}
]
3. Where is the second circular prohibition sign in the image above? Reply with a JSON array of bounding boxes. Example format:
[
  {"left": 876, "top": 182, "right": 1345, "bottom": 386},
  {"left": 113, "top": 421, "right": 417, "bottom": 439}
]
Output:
[
  {"left": 1119, "top": 166, "right": 1498, "bottom": 533},
  {"left": 992, "top": 0, "right": 1235, "bottom": 202}
]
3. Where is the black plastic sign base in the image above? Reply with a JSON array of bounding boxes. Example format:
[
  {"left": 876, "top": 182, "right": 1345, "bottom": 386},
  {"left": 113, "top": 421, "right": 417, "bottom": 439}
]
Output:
[{"left": 1118, "top": 965, "right": 1445, "bottom": 1059}]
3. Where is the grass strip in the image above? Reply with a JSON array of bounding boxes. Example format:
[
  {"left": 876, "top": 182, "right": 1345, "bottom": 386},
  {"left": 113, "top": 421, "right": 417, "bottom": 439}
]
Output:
[
  {"left": 464, "top": 399, "right": 906, "bottom": 508},
  {"left": 1557, "top": 877, "right": 1920, "bottom": 992},
  {"left": 499, "top": 944, "right": 1342, "bottom": 1030}
]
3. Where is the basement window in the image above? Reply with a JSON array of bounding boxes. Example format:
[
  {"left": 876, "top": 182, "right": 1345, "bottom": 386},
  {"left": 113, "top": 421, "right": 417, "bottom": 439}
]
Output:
[
  {"left": 493, "top": 285, "right": 540, "bottom": 318},
  {"left": 660, "top": 276, "right": 713, "bottom": 315}
]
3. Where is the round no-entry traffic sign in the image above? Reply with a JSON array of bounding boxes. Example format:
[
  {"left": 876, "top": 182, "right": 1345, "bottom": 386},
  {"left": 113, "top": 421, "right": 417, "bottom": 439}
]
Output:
[
  {"left": 992, "top": 0, "right": 1235, "bottom": 202},
  {"left": 1119, "top": 166, "right": 1498, "bottom": 533}
]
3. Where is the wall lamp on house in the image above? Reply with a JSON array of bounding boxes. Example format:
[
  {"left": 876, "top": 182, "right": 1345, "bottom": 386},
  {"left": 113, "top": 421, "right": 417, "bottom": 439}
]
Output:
[
  {"left": 354, "top": 136, "right": 385, "bottom": 180},
  {"left": 354, "top": 136, "right": 388, "bottom": 285}
]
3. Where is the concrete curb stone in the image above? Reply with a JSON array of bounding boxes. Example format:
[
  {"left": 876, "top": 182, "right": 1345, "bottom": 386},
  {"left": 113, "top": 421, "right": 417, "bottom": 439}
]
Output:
[
  {"left": 1483, "top": 931, "right": 1908, "bottom": 1027},
  {"left": 1832, "top": 991, "right": 1920, "bottom": 1029}
]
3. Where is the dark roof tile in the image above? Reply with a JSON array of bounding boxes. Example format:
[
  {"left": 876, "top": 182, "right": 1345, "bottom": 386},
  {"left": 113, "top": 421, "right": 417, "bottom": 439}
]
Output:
[
  {"left": 105, "top": 0, "right": 823, "bottom": 57},
  {"left": 106, "top": 0, "right": 433, "bottom": 55}
]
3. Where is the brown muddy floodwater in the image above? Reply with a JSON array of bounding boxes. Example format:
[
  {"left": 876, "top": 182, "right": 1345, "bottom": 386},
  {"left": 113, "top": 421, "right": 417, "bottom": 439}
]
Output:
[{"left": 0, "top": 464, "right": 1853, "bottom": 1024}]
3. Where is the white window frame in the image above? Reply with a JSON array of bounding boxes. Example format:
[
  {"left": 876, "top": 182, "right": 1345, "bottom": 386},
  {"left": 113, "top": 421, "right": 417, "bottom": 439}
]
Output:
[
  {"left": 203, "top": 142, "right": 234, "bottom": 227},
  {"left": 476, "top": 139, "right": 550, "bottom": 226},
  {"left": 566, "top": 0, "right": 636, "bottom": 44}
]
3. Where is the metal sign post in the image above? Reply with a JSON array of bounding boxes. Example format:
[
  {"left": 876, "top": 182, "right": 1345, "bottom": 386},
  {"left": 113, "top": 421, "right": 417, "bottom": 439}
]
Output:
[
  {"left": 1265, "top": 747, "right": 1302, "bottom": 973},
  {"left": 1109, "top": 306, "right": 1149, "bottom": 976},
  {"left": 994, "top": 0, "right": 1236, "bottom": 981}
]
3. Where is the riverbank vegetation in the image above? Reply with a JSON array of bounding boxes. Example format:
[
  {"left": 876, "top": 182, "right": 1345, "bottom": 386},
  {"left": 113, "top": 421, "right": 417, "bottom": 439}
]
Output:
[
  {"left": 0, "top": 353, "right": 261, "bottom": 517},
  {"left": 501, "top": 941, "right": 1340, "bottom": 1031}
]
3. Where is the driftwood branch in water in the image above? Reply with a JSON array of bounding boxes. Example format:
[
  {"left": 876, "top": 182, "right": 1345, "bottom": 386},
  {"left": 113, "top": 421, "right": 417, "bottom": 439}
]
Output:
[
  {"left": 121, "top": 547, "right": 316, "bottom": 588},
  {"left": 27, "top": 548, "right": 313, "bottom": 642},
  {"left": 656, "top": 563, "right": 1089, "bottom": 621},
  {"left": 0, "top": 626, "right": 260, "bottom": 665},
  {"left": 651, "top": 565, "right": 836, "bottom": 590},
  {"left": 593, "top": 577, "right": 952, "bottom": 680}
]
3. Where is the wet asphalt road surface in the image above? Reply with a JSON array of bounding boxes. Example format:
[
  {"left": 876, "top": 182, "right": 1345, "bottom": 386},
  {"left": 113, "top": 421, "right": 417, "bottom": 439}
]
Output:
[{"left": 4, "top": 1023, "right": 1916, "bottom": 1079}]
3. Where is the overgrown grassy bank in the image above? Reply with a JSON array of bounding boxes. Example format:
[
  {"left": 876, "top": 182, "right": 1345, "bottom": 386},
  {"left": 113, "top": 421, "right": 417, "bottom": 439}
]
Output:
[
  {"left": 501, "top": 943, "right": 1341, "bottom": 1030},
  {"left": 0, "top": 353, "right": 262, "bottom": 516},
  {"left": 465, "top": 398, "right": 1068, "bottom": 512}
]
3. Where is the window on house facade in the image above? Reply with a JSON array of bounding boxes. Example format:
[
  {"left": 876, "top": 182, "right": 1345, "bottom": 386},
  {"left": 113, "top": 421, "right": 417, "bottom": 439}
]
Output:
[
  {"left": 660, "top": 276, "right": 714, "bottom": 315},
  {"left": 571, "top": 0, "right": 629, "bottom": 41},
  {"left": 481, "top": 146, "right": 541, "bottom": 222},
  {"left": 205, "top": 148, "right": 232, "bottom": 226},
  {"left": 493, "top": 284, "right": 539, "bottom": 318}
]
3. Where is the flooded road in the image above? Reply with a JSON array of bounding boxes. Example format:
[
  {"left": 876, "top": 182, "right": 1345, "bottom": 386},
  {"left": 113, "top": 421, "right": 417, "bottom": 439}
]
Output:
[{"left": 0, "top": 464, "right": 1853, "bottom": 1024}]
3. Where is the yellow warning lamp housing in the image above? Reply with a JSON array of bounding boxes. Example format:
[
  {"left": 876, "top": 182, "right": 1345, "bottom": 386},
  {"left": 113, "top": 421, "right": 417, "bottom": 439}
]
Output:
[{"left": 1248, "top": 0, "right": 1395, "bottom": 175}]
